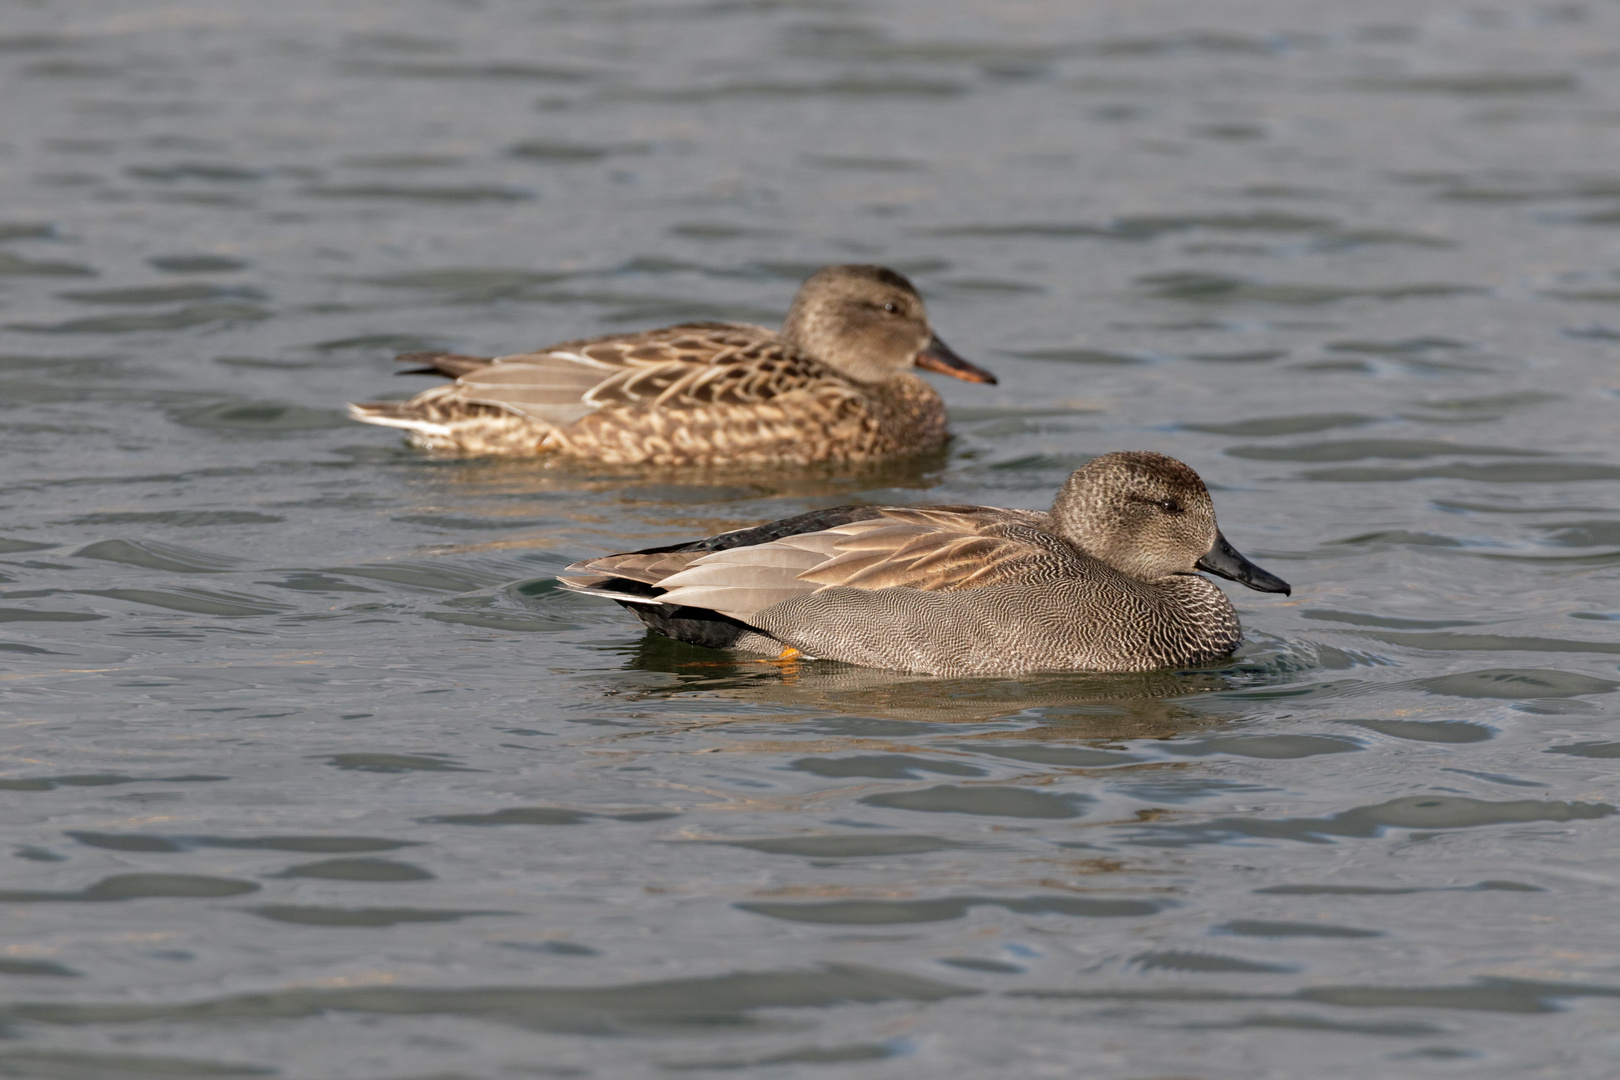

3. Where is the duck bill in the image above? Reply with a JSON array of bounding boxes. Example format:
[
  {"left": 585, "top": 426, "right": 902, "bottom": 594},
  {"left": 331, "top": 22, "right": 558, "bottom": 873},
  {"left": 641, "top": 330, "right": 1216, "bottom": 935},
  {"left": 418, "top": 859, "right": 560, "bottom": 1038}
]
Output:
[
  {"left": 913, "top": 335, "right": 998, "bottom": 385},
  {"left": 1196, "top": 531, "right": 1291, "bottom": 595}
]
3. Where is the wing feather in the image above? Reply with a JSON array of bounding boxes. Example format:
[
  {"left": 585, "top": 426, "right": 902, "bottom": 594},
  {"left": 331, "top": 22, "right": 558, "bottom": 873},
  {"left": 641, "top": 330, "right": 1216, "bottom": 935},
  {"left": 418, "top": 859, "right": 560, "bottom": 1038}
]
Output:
[
  {"left": 408, "top": 322, "right": 828, "bottom": 426},
  {"left": 453, "top": 359, "right": 609, "bottom": 425},
  {"left": 565, "top": 505, "right": 1075, "bottom": 623},
  {"left": 654, "top": 543, "right": 830, "bottom": 617},
  {"left": 564, "top": 549, "right": 708, "bottom": 587},
  {"left": 786, "top": 548, "right": 894, "bottom": 581}
]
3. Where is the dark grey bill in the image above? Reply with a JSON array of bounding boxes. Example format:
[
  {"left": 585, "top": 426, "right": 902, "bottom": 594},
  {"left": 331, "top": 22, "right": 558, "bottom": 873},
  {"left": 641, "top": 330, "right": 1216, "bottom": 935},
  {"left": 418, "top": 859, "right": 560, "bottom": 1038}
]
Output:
[
  {"left": 914, "top": 335, "right": 998, "bottom": 385},
  {"left": 1196, "top": 531, "right": 1291, "bottom": 595}
]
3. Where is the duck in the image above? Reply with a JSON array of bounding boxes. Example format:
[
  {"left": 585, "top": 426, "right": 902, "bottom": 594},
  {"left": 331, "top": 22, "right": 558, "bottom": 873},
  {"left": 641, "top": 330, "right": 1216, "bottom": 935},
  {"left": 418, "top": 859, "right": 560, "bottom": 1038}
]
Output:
[
  {"left": 347, "top": 264, "right": 996, "bottom": 465},
  {"left": 559, "top": 451, "right": 1292, "bottom": 676}
]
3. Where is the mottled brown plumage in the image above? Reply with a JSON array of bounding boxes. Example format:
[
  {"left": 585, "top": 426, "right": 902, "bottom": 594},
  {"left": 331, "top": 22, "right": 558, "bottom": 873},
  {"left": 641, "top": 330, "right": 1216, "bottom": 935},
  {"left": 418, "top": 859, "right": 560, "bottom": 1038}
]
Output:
[
  {"left": 347, "top": 265, "right": 995, "bottom": 465},
  {"left": 560, "top": 452, "right": 1293, "bottom": 676}
]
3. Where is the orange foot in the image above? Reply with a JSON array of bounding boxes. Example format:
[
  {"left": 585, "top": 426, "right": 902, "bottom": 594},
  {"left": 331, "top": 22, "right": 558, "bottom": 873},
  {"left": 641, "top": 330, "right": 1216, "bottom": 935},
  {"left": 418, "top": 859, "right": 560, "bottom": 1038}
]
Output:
[{"left": 759, "top": 645, "right": 805, "bottom": 681}]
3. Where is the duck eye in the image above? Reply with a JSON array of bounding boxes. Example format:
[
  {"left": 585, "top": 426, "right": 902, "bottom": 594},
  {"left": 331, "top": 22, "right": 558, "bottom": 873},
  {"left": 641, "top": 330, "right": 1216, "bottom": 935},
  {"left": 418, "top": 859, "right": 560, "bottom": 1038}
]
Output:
[
  {"left": 1158, "top": 499, "right": 1181, "bottom": 514},
  {"left": 882, "top": 302, "right": 899, "bottom": 314}
]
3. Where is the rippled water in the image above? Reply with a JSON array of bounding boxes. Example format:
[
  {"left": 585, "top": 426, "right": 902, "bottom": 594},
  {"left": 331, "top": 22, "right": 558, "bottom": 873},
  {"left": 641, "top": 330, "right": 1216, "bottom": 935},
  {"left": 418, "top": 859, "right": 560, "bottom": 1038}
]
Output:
[{"left": 3, "top": 0, "right": 1620, "bottom": 1076}]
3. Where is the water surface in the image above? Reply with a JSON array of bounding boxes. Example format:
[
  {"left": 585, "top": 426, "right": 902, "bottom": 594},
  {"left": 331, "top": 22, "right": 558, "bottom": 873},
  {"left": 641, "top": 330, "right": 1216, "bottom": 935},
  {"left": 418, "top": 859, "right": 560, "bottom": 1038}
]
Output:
[{"left": 2, "top": 0, "right": 1620, "bottom": 1076}]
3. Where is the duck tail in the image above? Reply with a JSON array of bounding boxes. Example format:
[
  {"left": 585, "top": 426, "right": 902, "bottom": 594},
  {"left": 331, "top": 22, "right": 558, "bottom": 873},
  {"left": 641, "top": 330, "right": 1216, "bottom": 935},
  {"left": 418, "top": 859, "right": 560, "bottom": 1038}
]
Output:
[
  {"left": 394, "top": 351, "right": 493, "bottom": 378},
  {"left": 556, "top": 575, "right": 666, "bottom": 606},
  {"left": 346, "top": 401, "right": 452, "bottom": 437},
  {"left": 558, "top": 574, "right": 758, "bottom": 650}
]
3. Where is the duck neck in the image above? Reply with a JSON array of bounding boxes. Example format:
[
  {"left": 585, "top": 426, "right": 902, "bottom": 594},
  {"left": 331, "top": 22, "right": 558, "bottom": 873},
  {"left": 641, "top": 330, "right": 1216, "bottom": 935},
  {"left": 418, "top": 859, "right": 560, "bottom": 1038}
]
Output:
[
  {"left": 1153, "top": 573, "right": 1242, "bottom": 664},
  {"left": 868, "top": 373, "right": 947, "bottom": 442},
  {"left": 821, "top": 353, "right": 912, "bottom": 386}
]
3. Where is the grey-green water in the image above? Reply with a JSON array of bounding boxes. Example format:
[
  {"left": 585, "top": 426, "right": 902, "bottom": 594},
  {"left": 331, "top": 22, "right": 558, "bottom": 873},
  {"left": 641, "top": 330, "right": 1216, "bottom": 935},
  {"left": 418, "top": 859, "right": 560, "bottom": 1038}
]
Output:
[{"left": 3, "top": 0, "right": 1620, "bottom": 1076}]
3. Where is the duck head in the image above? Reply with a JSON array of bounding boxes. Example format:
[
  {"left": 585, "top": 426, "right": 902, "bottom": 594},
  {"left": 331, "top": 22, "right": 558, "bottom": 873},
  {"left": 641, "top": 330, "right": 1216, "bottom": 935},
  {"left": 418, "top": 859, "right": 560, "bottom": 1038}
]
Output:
[
  {"left": 781, "top": 264, "right": 997, "bottom": 386},
  {"left": 1050, "top": 450, "right": 1291, "bottom": 594}
]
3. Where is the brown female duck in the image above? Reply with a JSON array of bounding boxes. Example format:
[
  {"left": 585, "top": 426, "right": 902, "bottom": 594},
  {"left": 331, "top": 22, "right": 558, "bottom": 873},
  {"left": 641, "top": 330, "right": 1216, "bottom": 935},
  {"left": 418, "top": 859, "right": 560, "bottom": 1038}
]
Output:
[
  {"left": 347, "top": 264, "right": 995, "bottom": 465},
  {"left": 560, "top": 451, "right": 1292, "bottom": 676}
]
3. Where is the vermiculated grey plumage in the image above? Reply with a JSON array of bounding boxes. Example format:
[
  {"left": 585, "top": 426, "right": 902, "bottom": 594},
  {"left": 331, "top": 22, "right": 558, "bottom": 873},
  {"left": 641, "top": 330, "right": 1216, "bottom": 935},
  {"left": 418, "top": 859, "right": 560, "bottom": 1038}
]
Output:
[{"left": 560, "top": 451, "right": 1291, "bottom": 677}]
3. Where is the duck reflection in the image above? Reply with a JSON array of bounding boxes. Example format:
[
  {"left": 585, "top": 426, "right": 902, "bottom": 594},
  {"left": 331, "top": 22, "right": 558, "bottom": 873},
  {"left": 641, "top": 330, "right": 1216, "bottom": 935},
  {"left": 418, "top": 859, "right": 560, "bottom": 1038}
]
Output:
[
  {"left": 396, "top": 450, "right": 952, "bottom": 557},
  {"left": 419, "top": 447, "right": 948, "bottom": 504},
  {"left": 606, "top": 633, "right": 1260, "bottom": 738}
]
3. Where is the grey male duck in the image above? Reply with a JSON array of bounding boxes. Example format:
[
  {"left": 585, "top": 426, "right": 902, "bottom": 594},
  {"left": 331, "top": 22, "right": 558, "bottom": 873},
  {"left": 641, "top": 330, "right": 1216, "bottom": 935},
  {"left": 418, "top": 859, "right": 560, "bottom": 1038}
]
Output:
[
  {"left": 348, "top": 264, "right": 995, "bottom": 465},
  {"left": 560, "top": 451, "right": 1291, "bottom": 676}
]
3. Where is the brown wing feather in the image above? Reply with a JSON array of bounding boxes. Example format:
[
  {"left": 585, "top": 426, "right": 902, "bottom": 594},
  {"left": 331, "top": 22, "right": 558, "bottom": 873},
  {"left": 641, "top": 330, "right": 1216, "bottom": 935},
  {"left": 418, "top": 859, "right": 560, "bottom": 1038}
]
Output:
[
  {"left": 643, "top": 507, "right": 1066, "bottom": 620},
  {"left": 421, "top": 322, "right": 837, "bottom": 426},
  {"left": 831, "top": 535, "right": 1016, "bottom": 590}
]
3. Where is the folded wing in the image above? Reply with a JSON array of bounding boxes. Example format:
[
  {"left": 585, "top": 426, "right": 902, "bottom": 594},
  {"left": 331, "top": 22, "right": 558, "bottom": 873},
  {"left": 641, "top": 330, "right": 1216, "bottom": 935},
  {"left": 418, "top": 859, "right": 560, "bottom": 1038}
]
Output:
[
  {"left": 561, "top": 506, "right": 1063, "bottom": 622},
  {"left": 402, "top": 322, "right": 829, "bottom": 427}
]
